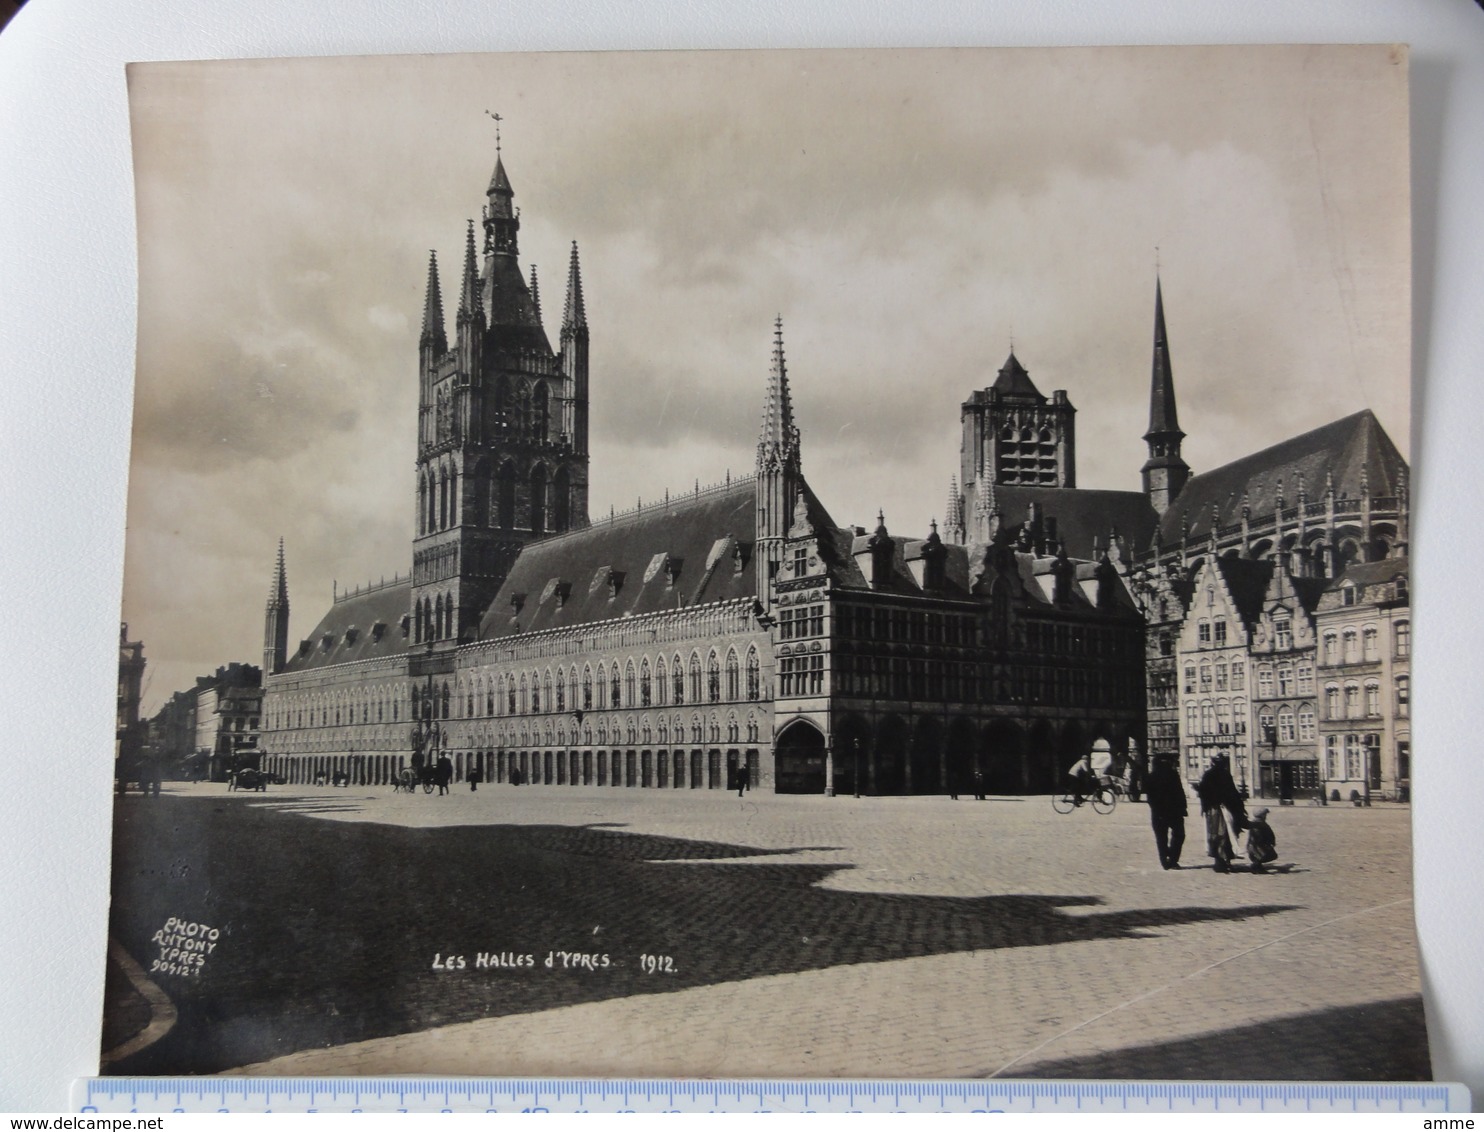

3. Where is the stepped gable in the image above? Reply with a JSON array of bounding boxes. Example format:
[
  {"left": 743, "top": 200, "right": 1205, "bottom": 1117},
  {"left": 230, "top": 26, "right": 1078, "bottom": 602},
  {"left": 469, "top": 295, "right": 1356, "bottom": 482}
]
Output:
[
  {"left": 281, "top": 581, "right": 413, "bottom": 672},
  {"left": 1211, "top": 556, "right": 1275, "bottom": 623},
  {"left": 985, "top": 484, "right": 1158, "bottom": 559},
  {"left": 479, "top": 479, "right": 766, "bottom": 638},
  {"left": 1159, "top": 410, "right": 1406, "bottom": 545}
]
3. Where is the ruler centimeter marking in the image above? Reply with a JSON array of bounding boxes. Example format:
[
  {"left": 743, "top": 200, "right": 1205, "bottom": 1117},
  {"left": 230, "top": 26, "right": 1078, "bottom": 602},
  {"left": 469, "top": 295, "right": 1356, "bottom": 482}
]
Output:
[{"left": 74, "top": 1078, "right": 1470, "bottom": 1113}]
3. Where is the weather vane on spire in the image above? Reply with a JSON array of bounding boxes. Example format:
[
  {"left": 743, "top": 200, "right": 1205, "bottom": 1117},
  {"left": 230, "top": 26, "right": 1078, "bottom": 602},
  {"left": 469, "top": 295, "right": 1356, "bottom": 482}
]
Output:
[{"left": 485, "top": 109, "right": 503, "bottom": 152}]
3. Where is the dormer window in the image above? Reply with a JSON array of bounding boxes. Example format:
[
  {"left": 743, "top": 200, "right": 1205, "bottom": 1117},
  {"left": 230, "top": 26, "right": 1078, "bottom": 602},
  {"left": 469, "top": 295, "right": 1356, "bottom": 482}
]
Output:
[
  {"left": 343, "top": 627, "right": 359, "bottom": 646},
  {"left": 371, "top": 621, "right": 387, "bottom": 642},
  {"left": 792, "top": 546, "right": 808, "bottom": 577},
  {"left": 398, "top": 614, "right": 411, "bottom": 637},
  {"left": 1341, "top": 584, "right": 1357, "bottom": 607},
  {"left": 320, "top": 633, "right": 334, "bottom": 652}
]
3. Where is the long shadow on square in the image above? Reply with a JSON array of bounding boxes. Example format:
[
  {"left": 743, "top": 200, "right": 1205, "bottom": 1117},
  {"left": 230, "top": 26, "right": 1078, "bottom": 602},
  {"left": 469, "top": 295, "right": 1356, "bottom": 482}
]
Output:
[{"left": 105, "top": 794, "right": 1299, "bottom": 1075}]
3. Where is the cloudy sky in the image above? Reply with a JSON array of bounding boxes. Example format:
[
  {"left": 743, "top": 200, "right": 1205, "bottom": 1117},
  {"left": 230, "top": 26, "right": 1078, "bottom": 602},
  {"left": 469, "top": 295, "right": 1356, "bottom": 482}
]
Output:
[{"left": 122, "top": 45, "right": 1410, "bottom": 713}]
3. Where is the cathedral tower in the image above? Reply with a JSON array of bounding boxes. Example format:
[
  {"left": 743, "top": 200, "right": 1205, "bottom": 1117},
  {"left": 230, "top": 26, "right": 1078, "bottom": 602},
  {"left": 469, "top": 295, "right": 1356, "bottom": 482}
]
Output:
[
  {"left": 262, "top": 538, "right": 289, "bottom": 675},
  {"left": 1141, "top": 276, "right": 1190, "bottom": 515},
  {"left": 411, "top": 147, "right": 590, "bottom": 647},
  {"left": 755, "top": 317, "right": 802, "bottom": 602}
]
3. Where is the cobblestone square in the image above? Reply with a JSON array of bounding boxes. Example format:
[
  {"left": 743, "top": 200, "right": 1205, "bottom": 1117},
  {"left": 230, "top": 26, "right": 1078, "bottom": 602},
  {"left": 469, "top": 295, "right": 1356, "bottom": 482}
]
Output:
[{"left": 105, "top": 781, "right": 1427, "bottom": 1081}]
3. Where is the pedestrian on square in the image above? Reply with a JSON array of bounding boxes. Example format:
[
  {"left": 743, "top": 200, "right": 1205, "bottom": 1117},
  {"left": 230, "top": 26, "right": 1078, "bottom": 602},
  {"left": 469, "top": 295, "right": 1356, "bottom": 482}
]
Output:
[
  {"left": 469, "top": 759, "right": 482, "bottom": 792},
  {"left": 1145, "top": 753, "right": 1188, "bottom": 870},
  {"left": 1196, "top": 754, "right": 1248, "bottom": 872},
  {"left": 1246, "top": 807, "right": 1278, "bottom": 872},
  {"left": 973, "top": 766, "right": 986, "bottom": 801},
  {"left": 435, "top": 753, "right": 453, "bottom": 795},
  {"left": 737, "top": 766, "right": 748, "bottom": 797}
]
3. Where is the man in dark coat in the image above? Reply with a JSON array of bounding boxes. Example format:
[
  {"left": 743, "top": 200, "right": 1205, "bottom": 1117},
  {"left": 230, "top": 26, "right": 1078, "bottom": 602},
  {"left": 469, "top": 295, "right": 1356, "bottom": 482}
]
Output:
[
  {"left": 1196, "top": 753, "right": 1248, "bottom": 872},
  {"left": 435, "top": 753, "right": 453, "bottom": 795},
  {"left": 1144, "top": 754, "right": 1188, "bottom": 870}
]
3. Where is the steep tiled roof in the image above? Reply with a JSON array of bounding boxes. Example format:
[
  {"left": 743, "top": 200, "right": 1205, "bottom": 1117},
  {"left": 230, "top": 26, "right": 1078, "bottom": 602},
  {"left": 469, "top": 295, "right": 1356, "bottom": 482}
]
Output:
[
  {"left": 974, "top": 484, "right": 1159, "bottom": 561},
  {"left": 1159, "top": 410, "right": 1406, "bottom": 545},
  {"left": 281, "top": 582, "right": 414, "bottom": 673},
  {"left": 478, "top": 478, "right": 780, "bottom": 638},
  {"left": 990, "top": 351, "right": 1044, "bottom": 400},
  {"left": 482, "top": 254, "right": 552, "bottom": 354}
]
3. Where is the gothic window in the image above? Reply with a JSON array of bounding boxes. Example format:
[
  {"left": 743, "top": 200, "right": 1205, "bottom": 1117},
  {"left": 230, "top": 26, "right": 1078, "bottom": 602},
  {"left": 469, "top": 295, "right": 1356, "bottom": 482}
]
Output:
[
  {"left": 1395, "top": 621, "right": 1410, "bottom": 658},
  {"left": 1213, "top": 619, "right": 1227, "bottom": 646},
  {"left": 440, "top": 682, "right": 451, "bottom": 719},
  {"left": 624, "top": 661, "right": 636, "bottom": 708},
  {"left": 596, "top": 663, "right": 608, "bottom": 709},
  {"left": 610, "top": 665, "right": 621, "bottom": 708},
  {"left": 747, "top": 717, "right": 759, "bottom": 742},
  {"left": 640, "top": 659, "right": 652, "bottom": 707},
  {"left": 725, "top": 651, "right": 740, "bottom": 701},
  {"left": 727, "top": 717, "right": 740, "bottom": 743},
  {"left": 691, "top": 716, "right": 703, "bottom": 744},
  {"left": 519, "top": 674, "right": 529, "bottom": 715},
  {"left": 689, "top": 655, "right": 703, "bottom": 703},
  {"left": 486, "top": 682, "right": 495, "bottom": 717},
  {"left": 746, "top": 648, "right": 761, "bottom": 701},
  {"left": 1233, "top": 698, "right": 1247, "bottom": 733},
  {"left": 1216, "top": 699, "right": 1231, "bottom": 734},
  {"left": 1197, "top": 620, "right": 1211, "bottom": 646},
  {"left": 530, "top": 465, "right": 547, "bottom": 535},
  {"left": 553, "top": 467, "right": 571, "bottom": 532},
  {"left": 655, "top": 658, "right": 667, "bottom": 706},
  {"left": 414, "top": 602, "right": 424, "bottom": 644},
  {"left": 1185, "top": 702, "right": 1198, "bottom": 734},
  {"left": 1200, "top": 702, "right": 1215, "bottom": 735},
  {"left": 506, "top": 676, "right": 516, "bottom": 716},
  {"left": 466, "top": 685, "right": 474, "bottom": 717},
  {"left": 1182, "top": 664, "right": 1195, "bottom": 694},
  {"left": 555, "top": 671, "right": 566, "bottom": 713},
  {"left": 672, "top": 655, "right": 686, "bottom": 704},
  {"left": 707, "top": 652, "right": 721, "bottom": 703},
  {"left": 542, "top": 670, "right": 553, "bottom": 714},
  {"left": 1214, "top": 662, "right": 1228, "bottom": 691},
  {"left": 530, "top": 382, "right": 550, "bottom": 443},
  {"left": 438, "top": 468, "right": 449, "bottom": 530},
  {"left": 433, "top": 594, "right": 444, "bottom": 641},
  {"left": 583, "top": 666, "right": 593, "bottom": 711},
  {"left": 498, "top": 463, "right": 517, "bottom": 529},
  {"left": 1199, "top": 664, "right": 1212, "bottom": 693},
  {"left": 418, "top": 475, "right": 429, "bottom": 536}
]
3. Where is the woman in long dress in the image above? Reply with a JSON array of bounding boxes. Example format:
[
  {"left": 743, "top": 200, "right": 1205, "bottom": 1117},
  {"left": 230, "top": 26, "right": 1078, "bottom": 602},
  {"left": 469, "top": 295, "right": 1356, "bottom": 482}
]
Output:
[{"left": 1196, "top": 754, "right": 1248, "bottom": 873}]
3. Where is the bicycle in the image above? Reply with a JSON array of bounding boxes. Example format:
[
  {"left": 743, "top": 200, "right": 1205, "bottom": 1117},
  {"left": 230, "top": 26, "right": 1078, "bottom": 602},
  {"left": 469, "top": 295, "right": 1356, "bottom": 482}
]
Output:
[{"left": 1052, "top": 782, "right": 1116, "bottom": 815}]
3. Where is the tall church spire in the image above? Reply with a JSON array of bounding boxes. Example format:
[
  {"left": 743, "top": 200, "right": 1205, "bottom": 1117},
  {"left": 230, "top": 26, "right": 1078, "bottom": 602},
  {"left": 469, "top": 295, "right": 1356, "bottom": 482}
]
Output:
[
  {"left": 757, "top": 316, "right": 800, "bottom": 468},
  {"left": 562, "top": 241, "right": 587, "bottom": 331},
  {"left": 420, "top": 250, "right": 447, "bottom": 354},
  {"left": 529, "top": 263, "right": 542, "bottom": 325},
  {"left": 945, "top": 476, "right": 965, "bottom": 544},
  {"left": 1141, "top": 275, "right": 1190, "bottom": 515},
  {"left": 755, "top": 317, "right": 803, "bottom": 602},
  {"left": 263, "top": 538, "right": 290, "bottom": 675}
]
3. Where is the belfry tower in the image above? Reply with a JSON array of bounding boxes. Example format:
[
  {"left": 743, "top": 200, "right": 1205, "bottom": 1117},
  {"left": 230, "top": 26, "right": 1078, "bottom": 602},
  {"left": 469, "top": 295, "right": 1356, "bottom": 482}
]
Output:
[
  {"left": 412, "top": 144, "right": 590, "bottom": 647},
  {"left": 1141, "top": 277, "right": 1190, "bottom": 515},
  {"left": 755, "top": 317, "right": 802, "bottom": 601}
]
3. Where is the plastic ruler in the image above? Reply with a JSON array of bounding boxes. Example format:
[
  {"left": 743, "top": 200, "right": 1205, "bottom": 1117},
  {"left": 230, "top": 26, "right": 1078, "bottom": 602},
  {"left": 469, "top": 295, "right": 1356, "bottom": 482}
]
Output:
[{"left": 75, "top": 1078, "right": 1469, "bottom": 1113}]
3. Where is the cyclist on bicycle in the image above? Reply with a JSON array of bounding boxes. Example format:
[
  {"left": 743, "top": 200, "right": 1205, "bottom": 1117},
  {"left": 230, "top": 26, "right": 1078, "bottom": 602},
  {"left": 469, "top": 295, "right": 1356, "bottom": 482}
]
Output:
[{"left": 1067, "top": 752, "right": 1095, "bottom": 806}]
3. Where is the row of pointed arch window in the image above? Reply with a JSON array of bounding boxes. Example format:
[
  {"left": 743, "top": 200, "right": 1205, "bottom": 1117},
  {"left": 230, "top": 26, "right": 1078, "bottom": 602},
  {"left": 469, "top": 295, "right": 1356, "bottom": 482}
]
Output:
[
  {"left": 419, "top": 461, "right": 571, "bottom": 535},
  {"left": 475, "top": 714, "right": 763, "bottom": 749},
  {"left": 414, "top": 593, "right": 456, "bottom": 643},
  {"left": 461, "top": 650, "right": 763, "bottom": 719},
  {"left": 265, "top": 685, "right": 404, "bottom": 731}
]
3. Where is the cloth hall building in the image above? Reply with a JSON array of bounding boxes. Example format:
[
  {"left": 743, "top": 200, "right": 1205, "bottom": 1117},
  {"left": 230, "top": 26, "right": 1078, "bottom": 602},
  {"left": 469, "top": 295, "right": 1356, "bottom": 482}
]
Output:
[{"left": 255, "top": 148, "right": 1410, "bottom": 802}]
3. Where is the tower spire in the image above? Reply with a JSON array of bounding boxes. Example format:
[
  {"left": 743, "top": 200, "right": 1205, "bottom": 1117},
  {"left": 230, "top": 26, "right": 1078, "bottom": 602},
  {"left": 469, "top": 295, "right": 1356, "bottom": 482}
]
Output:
[
  {"left": 263, "top": 538, "right": 290, "bottom": 675},
  {"left": 1141, "top": 274, "right": 1190, "bottom": 515},
  {"left": 757, "top": 315, "right": 799, "bottom": 466},
  {"left": 529, "top": 263, "right": 542, "bottom": 324},
  {"left": 420, "top": 250, "right": 447, "bottom": 353},
  {"left": 458, "top": 220, "right": 483, "bottom": 325},
  {"left": 945, "top": 476, "right": 965, "bottom": 544},
  {"left": 562, "top": 241, "right": 587, "bottom": 331}
]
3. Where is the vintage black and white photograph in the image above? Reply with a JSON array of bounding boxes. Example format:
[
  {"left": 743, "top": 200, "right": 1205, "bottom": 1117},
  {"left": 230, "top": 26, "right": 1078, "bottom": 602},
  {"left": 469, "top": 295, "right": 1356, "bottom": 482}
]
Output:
[{"left": 105, "top": 45, "right": 1423, "bottom": 1080}]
